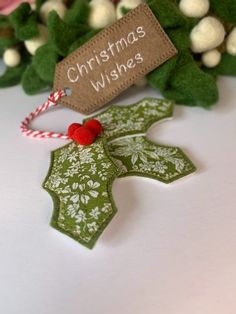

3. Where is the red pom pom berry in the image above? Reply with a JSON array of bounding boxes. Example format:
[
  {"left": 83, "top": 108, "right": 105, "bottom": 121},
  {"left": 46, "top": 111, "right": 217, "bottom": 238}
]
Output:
[
  {"left": 73, "top": 126, "right": 96, "bottom": 145},
  {"left": 67, "top": 123, "right": 82, "bottom": 139},
  {"left": 84, "top": 119, "right": 103, "bottom": 136}
]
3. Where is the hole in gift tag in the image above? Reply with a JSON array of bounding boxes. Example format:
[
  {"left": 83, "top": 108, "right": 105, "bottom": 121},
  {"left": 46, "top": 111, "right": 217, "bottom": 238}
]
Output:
[{"left": 65, "top": 87, "right": 72, "bottom": 97}]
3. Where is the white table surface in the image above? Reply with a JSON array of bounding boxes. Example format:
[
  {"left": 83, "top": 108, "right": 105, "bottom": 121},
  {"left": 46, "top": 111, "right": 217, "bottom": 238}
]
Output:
[{"left": 0, "top": 62, "right": 236, "bottom": 314}]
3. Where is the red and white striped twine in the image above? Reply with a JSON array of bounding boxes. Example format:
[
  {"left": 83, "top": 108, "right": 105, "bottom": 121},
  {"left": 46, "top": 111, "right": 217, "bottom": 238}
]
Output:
[{"left": 20, "top": 90, "right": 70, "bottom": 140}]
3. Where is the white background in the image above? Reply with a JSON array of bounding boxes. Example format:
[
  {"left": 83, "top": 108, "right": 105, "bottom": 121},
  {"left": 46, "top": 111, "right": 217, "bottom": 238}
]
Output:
[{"left": 0, "top": 61, "right": 236, "bottom": 314}]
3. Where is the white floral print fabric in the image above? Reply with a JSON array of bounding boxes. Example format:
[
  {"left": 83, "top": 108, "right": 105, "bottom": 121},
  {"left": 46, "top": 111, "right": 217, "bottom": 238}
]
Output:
[
  {"left": 84, "top": 98, "right": 173, "bottom": 141},
  {"left": 109, "top": 136, "right": 196, "bottom": 182},
  {"left": 43, "top": 139, "right": 119, "bottom": 249}
]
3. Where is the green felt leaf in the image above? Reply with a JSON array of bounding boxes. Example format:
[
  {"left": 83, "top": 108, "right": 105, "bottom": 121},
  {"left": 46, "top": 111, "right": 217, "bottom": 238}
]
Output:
[
  {"left": 210, "top": 0, "right": 236, "bottom": 23},
  {"left": 9, "top": 3, "right": 39, "bottom": 40},
  {"left": 21, "top": 63, "right": 51, "bottom": 95},
  {"left": 185, "top": 17, "right": 199, "bottom": 30},
  {"left": 0, "top": 52, "right": 30, "bottom": 87},
  {"left": 0, "top": 36, "right": 19, "bottom": 49},
  {"left": 204, "top": 53, "right": 236, "bottom": 77},
  {"left": 35, "top": 0, "right": 47, "bottom": 12},
  {"left": 85, "top": 98, "right": 174, "bottom": 141},
  {"left": 0, "top": 15, "right": 19, "bottom": 48},
  {"left": 147, "top": 26, "right": 191, "bottom": 93},
  {"left": 48, "top": 11, "right": 90, "bottom": 56},
  {"left": 32, "top": 44, "right": 60, "bottom": 82},
  {"left": 121, "top": 7, "right": 131, "bottom": 15},
  {"left": 64, "top": 0, "right": 90, "bottom": 25},
  {"left": 163, "top": 53, "right": 219, "bottom": 108},
  {"left": 0, "top": 15, "right": 9, "bottom": 27},
  {"left": 146, "top": 0, "right": 187, "bottom": 29},
  {"left": 0, "top": 46, "right": 4, "bottom": 57},
  {"left": 0, "top": 63, "right": 26, "bottom": 87},
  {"left": 148, "top": 56, "right": 178, "bottom": 91},
  {"left": 109, "top": 136, "right": 196, "bottom": 183},
  {"left": 43, "top": 139, "right": 120, "bottom": 249},
  {"left": 166, "top": 28, "right": 190, "bottom": 52},
  {"left": 68, "top": 29, "right": 100, "bottom": 54}
]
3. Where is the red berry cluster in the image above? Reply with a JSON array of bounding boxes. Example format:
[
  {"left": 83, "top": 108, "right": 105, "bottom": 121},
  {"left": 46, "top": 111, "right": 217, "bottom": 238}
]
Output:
[{"left": 67, "top": 119, "right": 103, "bottom": 146}]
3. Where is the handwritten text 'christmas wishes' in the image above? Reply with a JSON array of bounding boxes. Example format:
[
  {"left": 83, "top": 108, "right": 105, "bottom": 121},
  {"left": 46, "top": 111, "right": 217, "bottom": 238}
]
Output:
[
  {"left": 54, "top": 3, "right": 177, "bottom": 114},
  {"left": 67, "top": 26, "right": 145, "bottom": 92}
]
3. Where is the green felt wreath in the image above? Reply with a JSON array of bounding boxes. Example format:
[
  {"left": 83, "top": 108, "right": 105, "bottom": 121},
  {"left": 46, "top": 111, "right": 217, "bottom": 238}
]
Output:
[{"left": 0, "top": 0, "right": 235, "bottom": 108}]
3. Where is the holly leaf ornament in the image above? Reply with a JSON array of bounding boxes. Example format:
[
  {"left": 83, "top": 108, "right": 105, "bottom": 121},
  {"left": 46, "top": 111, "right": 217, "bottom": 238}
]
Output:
[
  {"left": 43, "top": 99, "right": 196, "bottom": 248},
  {"left": 43, "top": 139, "right": 120, "bottom": 249}
]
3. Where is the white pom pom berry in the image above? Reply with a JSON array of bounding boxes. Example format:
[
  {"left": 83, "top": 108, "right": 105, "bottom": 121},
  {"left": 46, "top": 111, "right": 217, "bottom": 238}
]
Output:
[
  {"left": 226, "top": 27, "right": 236, "bottom": 57},
  {"left": 3, "top": 48, "right": 21, "bottom": 67},
  {"left": 190, "top": 17, "right": 226, "bottom": 53},
  {"left": 89, "top": 0, "right": 116, "bottom": 29},
  {"left": 202, "top": 49, "right": 222, "bottom": 68},
  {"left": 179, "top": 0, "right": 210, "bottom": 18}
]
